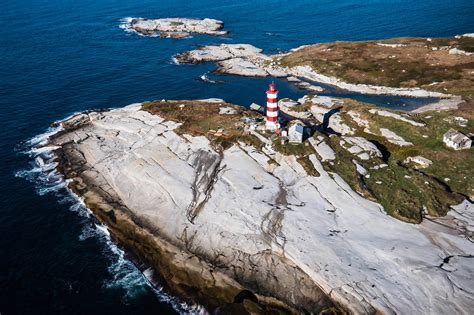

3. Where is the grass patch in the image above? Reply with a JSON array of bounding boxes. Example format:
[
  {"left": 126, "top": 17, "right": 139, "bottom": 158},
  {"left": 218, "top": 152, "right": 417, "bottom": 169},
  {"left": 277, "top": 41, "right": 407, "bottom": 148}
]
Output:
[
  {"left": 142, "top": 100, "right": 262, "bottom": 151},
  {"left": 278, "top": 36, "right": 474, "bottom": 96},
  {"left": 297, "top": 155, "right": 320, "bottom": 177},
  {"left": 308, "top": 97, "right": 472, "bottom": 221},
  {"left": 169, "top": 21, "right": 184, "bottom": 26},
  {"left": 273, "top": 140, "right": 315, "bottom": 157},
  {"left": 324, "top": 136, "right": 365, "bottom": 196},
  {"left": 348, "top": 105, "right": 474, "bottom": 197}
]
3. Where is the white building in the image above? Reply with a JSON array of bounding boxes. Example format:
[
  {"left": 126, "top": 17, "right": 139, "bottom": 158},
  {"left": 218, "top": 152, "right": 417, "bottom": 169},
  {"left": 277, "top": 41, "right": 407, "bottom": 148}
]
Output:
[
  {"left": 443, "top": 129, "right": 471, "bottom": 150},
  {"left": 288, "top": 121, "right": 304, "bottom": 143}
]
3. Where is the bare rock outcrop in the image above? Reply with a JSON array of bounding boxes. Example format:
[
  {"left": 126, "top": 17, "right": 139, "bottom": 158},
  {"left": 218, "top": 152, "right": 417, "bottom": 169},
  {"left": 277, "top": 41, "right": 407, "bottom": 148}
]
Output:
[
  {"left": 41, "top": 103, "right": 474, "bottom": 314},
  {"left": 175, "top": 44, "right": 287, "bottom": 77}
]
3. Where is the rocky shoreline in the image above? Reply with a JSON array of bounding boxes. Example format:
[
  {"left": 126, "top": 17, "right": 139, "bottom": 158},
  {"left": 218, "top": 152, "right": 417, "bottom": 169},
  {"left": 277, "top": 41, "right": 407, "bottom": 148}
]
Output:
[
  {"left": 37, "top": 102, "right": 474, "bottom": 314},
  {"left": 57, "top": 146, "right": 306, "bottom": 314},
  {"left": 45, "top": 106, "right": 339, "bottom": 314},
  {"left": 175, "top": 43, "right": 466, "bottom": 110}
]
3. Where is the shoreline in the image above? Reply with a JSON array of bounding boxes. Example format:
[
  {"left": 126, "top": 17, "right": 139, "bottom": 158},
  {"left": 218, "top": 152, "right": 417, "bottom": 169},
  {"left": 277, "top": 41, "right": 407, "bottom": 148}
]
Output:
[
  {"left": 175, "top": 42, "right": 468, "bottom": 111},
  {"left": 55, "top": 141, "right": 312, "bottom": 314},
  {"left": 285, "top": 65, "right": 465, "bottom": 113},
  {"left": 286, "top": 65, "right": 452, "bottom": 98}
]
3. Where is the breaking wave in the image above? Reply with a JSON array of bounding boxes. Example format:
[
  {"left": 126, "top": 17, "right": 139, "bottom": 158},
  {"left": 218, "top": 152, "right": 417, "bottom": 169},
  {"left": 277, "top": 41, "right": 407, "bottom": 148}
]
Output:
[
  {"left": 119, "top": 17, "right": 137, "bottom": 34},
  {"left": 16, "top": 126, "right": 207, "bottom": 315},
  {"left": 170, "top": 56, "right": 180, "bottom": 65},
  {"left": 199, "top": 72, "right": 217, "bottom": 84},
  {"left": 119, "top": 17, "right": 160, "bottom": 37}
]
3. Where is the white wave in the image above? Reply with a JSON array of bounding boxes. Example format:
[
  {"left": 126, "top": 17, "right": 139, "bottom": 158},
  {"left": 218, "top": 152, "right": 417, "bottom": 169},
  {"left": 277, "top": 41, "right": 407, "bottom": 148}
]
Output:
[
  {"left": 170, "top": 56, "right": 180, "bottom": 65},
  {"left": 97, "top": 221, "right": 208, "bottom": 314},
  {"left": 78, "top": 223, "right": 96, "bottom": 241},
  {"left": 199, "top": 72, "right": 217, "bottom": 84},
  {"left": 68, "top": 194, "right": 93, "bottom": 219},
  {"left": 118, "top": 17, "right": 135, "bottom": 33},
  {"left": 34, "top": 155, "right": 45, "bottom": 168},
  {"left": 20, "top": 110, "right": 89, "bottom": 153},
  {"left": 37, "top": 180, "right": 67, "bottom": 196},
  {"left": 26, "top": 125, "right": 63, "bottom": 148},
  {"left": 96, "top": 223, "right": 111, "bottom": 237},
  {"left": 119, "top": 17, "right": 160, "bottom": 37},
  {"left": 15, "top": 167, "right": 41, "bottom": 181},
  {"left": 30, "top": 145, "right": 61, "bottom": 156},
  {"left": 16, "top": 135, "right": 66, "bottom": 196}
]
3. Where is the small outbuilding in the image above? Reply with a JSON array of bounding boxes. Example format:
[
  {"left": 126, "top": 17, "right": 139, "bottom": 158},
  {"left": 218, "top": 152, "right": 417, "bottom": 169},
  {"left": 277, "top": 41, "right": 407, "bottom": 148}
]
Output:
[
  {"left": 288, "top": 120, "right": 305, "bottom": 143},
  {"left": 250, "top": 103, "right": 264, "bottom": 113},
  {"left": 443, "top": 129, "right": 471, "bottom": 150}
]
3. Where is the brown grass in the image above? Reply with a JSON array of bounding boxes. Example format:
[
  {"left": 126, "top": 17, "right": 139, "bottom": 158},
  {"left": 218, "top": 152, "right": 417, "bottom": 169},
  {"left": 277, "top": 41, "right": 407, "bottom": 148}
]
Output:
[
  {"left": 142, "top": 100, "right": 263, "bottom": 151},
  {"left": 278, "top": 36, "right": 474, "bottom": 97},
  {"left": 301, "top": 97, "right": 471, "bottom": 221}
]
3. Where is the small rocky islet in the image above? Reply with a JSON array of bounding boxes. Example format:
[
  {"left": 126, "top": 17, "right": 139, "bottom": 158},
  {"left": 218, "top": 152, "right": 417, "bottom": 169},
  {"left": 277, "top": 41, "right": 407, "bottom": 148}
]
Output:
[
  {"left": 124, "top": 17, "right": 227, "bottom": 38},
  {"left": 37, "top": 20, "right": 474, "bottom": 314}
]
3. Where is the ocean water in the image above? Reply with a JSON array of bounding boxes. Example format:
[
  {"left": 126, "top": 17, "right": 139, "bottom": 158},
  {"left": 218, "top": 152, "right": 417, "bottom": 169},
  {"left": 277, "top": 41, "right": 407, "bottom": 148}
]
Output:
[{"left": 1, "top": 0, "right": 473, "bottom": 314}]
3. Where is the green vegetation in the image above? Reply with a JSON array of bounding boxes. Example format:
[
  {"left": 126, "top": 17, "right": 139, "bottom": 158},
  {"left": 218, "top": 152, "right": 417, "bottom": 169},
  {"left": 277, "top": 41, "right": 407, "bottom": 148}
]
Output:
[
  {"left": 143, "top": 100, "right": 243, "bottom": 136},
  {"left": 278, "top": 36, "right": 474, "bottom": 97},
  {"left": 169, "top": 21, "right": 184, "bottom": 26},
  {"left": 297, "top": 155, "right": 320, "bottom": 177},
  {"left": 142, "top": 100, "right": 263, "bottom": 152},
  {"left": 323, "top": 135, "right": 368, "bottom": 197},
  {"left": 346, "top": 99, "right": 473, "bottom": 196},
  {"left": 272, "top": 140, "right": 315, "bottom": 157},
  {"left": 309, "top": 98, "right": 471, "bottom": 222}
]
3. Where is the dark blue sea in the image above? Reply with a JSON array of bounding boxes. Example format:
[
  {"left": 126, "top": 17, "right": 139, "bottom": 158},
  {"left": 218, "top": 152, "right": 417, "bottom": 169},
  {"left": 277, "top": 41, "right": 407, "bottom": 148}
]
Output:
[{"left": 1, "top": 0, "right": 473, "bottom": 314}]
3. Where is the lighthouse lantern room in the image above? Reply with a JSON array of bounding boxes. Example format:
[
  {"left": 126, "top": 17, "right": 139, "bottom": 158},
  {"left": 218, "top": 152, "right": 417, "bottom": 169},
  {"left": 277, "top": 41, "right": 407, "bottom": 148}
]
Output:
[{"left": 265, "top": 82, "right": 279, "bottom": 130}]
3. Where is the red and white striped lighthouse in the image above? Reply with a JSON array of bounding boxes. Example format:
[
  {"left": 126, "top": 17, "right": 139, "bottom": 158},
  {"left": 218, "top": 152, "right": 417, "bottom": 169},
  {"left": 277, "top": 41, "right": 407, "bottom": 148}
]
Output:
[{"left": 266, "top": 82, "right": 279, "bottom": 130}]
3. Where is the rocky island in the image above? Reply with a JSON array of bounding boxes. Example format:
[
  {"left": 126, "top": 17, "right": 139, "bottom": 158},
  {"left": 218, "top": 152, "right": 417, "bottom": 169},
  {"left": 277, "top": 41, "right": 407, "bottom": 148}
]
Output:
[
  {"left": 176, "top": 35, "right": 474, "bottom": 111},
  {"left": 123, "top": 18, "right": 227, "bottom": 38},
  {"left": 36, "top": 94, "right": 474, "bottom": 313}
]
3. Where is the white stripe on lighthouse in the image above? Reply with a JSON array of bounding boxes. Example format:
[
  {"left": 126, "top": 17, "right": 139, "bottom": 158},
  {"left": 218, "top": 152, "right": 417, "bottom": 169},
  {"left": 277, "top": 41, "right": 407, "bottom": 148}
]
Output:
[
  {"left": 267, "top": 92, "right": 278, "bottom": 98},
  {"left": 267, "top": 110, "right": 278, "bottom": 117}
]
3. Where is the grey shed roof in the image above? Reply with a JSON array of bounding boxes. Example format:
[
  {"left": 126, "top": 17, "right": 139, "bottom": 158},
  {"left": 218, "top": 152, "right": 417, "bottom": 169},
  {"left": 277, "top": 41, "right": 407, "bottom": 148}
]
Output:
[
  {"left": 294, "top": 124, "right": 304, "bottom": 133},
  {"left": 444, "top": 128, "right": 469, "bottom": 144},
  {"left": 289, "top": 122, "right": 304, "bottom": 134}
]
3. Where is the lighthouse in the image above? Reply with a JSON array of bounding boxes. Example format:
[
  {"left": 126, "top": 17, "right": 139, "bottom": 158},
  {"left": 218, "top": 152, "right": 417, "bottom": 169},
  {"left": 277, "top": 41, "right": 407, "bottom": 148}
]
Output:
[{"left": 265, "top": 82, "right": 279, "bottom": 130}]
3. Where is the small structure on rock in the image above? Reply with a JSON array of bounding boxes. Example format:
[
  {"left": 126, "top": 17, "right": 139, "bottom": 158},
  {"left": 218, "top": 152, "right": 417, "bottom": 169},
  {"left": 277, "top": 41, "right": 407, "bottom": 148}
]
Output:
[
  {"left": 443, "top": 128, "right": 471, "bottom": 150},
  {"left": 288, "top": 120, "right": 304, "bottom": 143},
  {"left": 250, "top": 103, "right": 264, "bottom": 113},
  {"left": 219, "top": 106, "right": 238, "bottom": 115},
  {"left": 405, "top": 156, "right": 433, "bottom": 168}
]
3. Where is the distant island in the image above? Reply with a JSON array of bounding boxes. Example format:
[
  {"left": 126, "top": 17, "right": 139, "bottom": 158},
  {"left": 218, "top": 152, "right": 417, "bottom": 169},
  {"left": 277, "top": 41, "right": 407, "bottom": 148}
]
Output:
[
  {"left": 35, "top": 35, "right": 474, "bottom": 313},
  {"left": 122, "top": 17, "right": 227, "bottom": 38}
]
